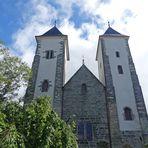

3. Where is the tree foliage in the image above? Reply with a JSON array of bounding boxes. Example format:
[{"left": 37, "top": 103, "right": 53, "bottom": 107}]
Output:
[
  {"left": 0, "top": 96, "right": 78, "bottom": 148},
  {"left": 0, "top": 47, "right": 30, "bottom": 101}
]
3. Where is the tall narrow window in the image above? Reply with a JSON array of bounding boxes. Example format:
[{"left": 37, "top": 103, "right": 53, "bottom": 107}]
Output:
[
  {"left": 118, "top": 65, "right": 123, "bottom": 74},
  {"left": 116, "top": 51, "right": 120, "bottom": 57},
  {"left": 46, "top": 51, "right": 50, "bottom": 59},
  {"left": 50, "top": 50, "right": 54, "bottom": 58},
  {"left": 41, "top": 80, "right": 49, "bottom": 92},
  {"left": 81, "top": 83, "right": 87, "bottom": 94},
  {"left": 77, "top": 122, "right": 84, "bottom": 140},
  {"left": 124, "top": 107, "right": 133, "bottom": 120},
  {"left": 86, "top": 122, "right": 92, "bottom": 140}
]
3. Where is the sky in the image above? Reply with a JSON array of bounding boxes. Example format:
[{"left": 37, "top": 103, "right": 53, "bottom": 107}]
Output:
[{"left": 0, "top": 0, "right": 148, "bottom": 110}]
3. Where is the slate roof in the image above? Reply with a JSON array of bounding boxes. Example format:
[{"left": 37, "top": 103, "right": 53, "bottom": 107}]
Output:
[
  {"left": 104, "top": 27, "right": 121, "bottom": 35},
  {"left": 41, "top": 26, "right": 63, "bottom": 36},
  {"left": 64, "top": 64, "right": 104, "bottom": 87}
]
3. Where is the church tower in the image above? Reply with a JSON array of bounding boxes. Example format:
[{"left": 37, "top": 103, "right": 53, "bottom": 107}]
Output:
[
  {"left": 25, "top": 26, "right": 69, "bottom": 115},
  {"left": 96, "top": 26, "right": 148, "bottom": 148}
]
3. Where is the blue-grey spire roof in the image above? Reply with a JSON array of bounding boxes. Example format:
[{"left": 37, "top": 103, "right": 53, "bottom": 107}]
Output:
[
  {"left": 42, "top": 26, "right": 63, "bottom": 36},
  {"left": 104, "top": 27, "right": 121, "bottom": 35}
]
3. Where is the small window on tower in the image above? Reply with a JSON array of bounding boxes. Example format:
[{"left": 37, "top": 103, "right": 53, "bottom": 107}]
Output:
[
  {"left": 46, "top": 50, "right": 54, "bottom": 59},
  {"left": 124, "top": 107, "right": 133, "bottom": 120},
  {"left": 50, "top": 50, "right": 54, "bottom": 58},
  {"left": 118, "top": 65, "right": 123, "bottom": 74},
  {"left": 46, "top": 51, "right": 50, "bottom": 59},
  {"left": 116, "top": 51, "right": 120, "bottom": 57},
  {"left": 41, "top": 80, "right": 49, "bottom": 92}
]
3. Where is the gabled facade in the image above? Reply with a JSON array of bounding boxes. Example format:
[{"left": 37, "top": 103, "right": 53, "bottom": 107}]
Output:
[
  {"left": 62, "top": 64, "right": 109, "bottom": 147},
  {"left": 25, "top": 25, "right": 148, "bottom": 148}
]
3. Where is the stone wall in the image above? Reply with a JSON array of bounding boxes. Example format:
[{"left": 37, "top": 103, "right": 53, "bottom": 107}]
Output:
[
  {"left": 62, "top": 65, "right": 109, "bottom": 148},
  {"left": 53, "top": 41, "right": 65, "bottom": 115},
  {"left": 25, "top": 39, "right": 41, "bottom": 103},
  {"left": 121, "top": 131, "right": 144, "bottom": 148},
  {"left": 101, "top": 39, "right": 122, "bottom": 148},
  {"left": 126, "top": 39, "right": 148, "bottom": 145}
]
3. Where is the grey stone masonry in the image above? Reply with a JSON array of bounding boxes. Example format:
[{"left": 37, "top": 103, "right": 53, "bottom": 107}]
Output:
[
  {"left": 125, "top": 39, "right": 148, "bottom": 145},
  {"left": 25, "top": 42, "right": 41, "bottom": 103},
  {"left": 53, "top": 41, "right": 65, "bottom": 115},
  {"left": 101, "top": 39, "right": 122, "bottom": 148},
  {"left": 62, "top": 64, "right": 110, "bottom": 148},
  {"left": 121, "top": 131, "right": 144, "bottom": 148}
]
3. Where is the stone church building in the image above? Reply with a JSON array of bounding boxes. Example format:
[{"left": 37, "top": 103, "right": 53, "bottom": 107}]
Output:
[{"left": 25, "top": 25, "right": 148, "bottom": 148}]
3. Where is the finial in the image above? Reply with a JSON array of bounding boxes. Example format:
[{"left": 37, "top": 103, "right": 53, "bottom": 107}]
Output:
[
  {"left": 82, "top": 56, "right": 85, "bottom": 65},
  {"left": 54, "top": 20, "right": 57, "bottom": 27},
  {"left": 108, "top": 21, "right": 110, "bottom": 27}
]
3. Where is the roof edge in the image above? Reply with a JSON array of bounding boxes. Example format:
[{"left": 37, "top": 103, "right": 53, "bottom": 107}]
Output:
[
  {"left": 99, "top": 34, "right": 129, "bottom": 38},
  {"left": 64, "top": 64, "right": 104, "bottom": 87}
]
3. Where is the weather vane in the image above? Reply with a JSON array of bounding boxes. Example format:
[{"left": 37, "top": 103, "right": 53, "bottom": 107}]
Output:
[
  {"left": 82, "top": 56, "right": 85, "bottom": 65},
  {"left": 54, "top": 20, "right": 57, "bottom": 27},
  {"left": 108, "top": 21, "right": 110, "bottom": 27}
]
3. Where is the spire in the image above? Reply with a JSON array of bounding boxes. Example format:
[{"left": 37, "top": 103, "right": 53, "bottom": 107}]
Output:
[
  {"left": 104, "top": 25, "right": 121, "bottom": 35},
  {"left": 41, "top": 26, "right": 63, "bottom": 36},
  {"left": 38, "top": 20, "right": 65, "bottom": 36}
]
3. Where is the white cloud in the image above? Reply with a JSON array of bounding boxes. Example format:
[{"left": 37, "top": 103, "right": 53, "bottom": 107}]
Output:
[
  {"left": 76, "top": 0, "right": 148, "bottom": 110},
  {"left": 12, "top": 0, "right": 148, "bottom": 110},
  {"left": 60, "top": 20, "right": 99, "bottom": 79},
  {"left": 12, "top": 0, "right": 58, "bottom": 66}
]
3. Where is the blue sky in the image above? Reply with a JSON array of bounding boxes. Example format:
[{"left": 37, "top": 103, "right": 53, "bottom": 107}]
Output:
[
  {"left": 0, "top": 0, "right": 107, "bottom": 46},
  {"left": 0, "top": 0, "right": 21, "bottom": 44},
  {"left": 0, "top": 0, "right": 148, "bottom": 109}
]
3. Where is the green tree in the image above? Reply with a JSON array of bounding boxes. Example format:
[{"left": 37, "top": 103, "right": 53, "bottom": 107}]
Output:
[
  {"left": 0, "top": 47, "right": 30, "bottom": 101},
  {"left": 0, "top": 96, "right": 78, "bottom": 148},
  {"left": 0, "top": 101, "right": 25, "bottom": 147}
]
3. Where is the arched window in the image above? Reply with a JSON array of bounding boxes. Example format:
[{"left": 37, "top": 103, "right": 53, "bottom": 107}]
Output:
[
  {"left": 41, "top": 80, "right": 49, "bottom": 92},
  {"left": 124, "top": 107, "right": 133, "bottom": 120},
  {"left": 81, "top": 83, "right": 87, "bottom": 94},
  {"left": 118, "top": 65, "right": 123, "bottom": 74}
]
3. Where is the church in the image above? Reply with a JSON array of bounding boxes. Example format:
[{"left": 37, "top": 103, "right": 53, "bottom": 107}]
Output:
[{"left": 25, "top": 24, "right": 148, "bottom": 148}]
